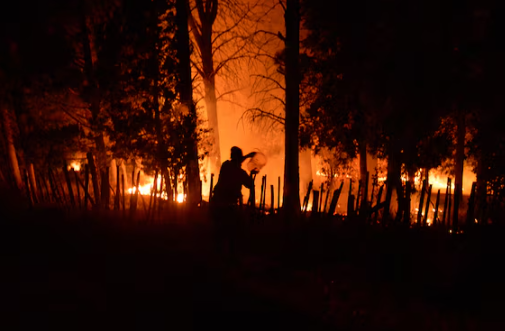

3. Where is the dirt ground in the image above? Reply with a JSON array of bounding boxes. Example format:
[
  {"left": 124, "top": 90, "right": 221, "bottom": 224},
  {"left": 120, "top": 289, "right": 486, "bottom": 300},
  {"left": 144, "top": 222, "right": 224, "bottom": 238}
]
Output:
[{"left": 2, "top": 204, "right": 505, "bottom": 330}]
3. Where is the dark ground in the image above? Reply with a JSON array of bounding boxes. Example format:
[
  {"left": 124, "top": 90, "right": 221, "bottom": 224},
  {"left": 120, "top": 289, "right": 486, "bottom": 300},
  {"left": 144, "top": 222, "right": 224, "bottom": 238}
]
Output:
[{"left": 2, "top": 198, "right": 505, "bottom": 330}]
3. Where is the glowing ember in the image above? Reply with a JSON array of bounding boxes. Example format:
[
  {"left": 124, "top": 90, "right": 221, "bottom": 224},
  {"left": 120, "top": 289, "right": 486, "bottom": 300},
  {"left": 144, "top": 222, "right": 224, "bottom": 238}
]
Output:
[
  {"left": 316, "top": 170, "right": 337, "bottom": 178},
  {"left": 127, "top": 176, "right": 169, "bottom": 200},
  {"left": 176, "top": 193, "right": 184, "bottom": 203},
  {"left": 68, "top": 161, "right": 81, "bottom": 171}
]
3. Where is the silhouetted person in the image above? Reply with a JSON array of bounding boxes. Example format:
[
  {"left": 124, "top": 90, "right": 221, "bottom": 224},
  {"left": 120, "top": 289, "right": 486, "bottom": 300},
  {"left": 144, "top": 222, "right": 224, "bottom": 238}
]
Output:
[{"left": 211, "top": 147, "right": 257, "bottom": 263}]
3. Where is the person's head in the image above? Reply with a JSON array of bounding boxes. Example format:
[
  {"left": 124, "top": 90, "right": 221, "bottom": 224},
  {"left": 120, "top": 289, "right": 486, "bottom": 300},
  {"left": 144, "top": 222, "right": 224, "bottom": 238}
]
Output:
[{"left": 230, "top": 146, "right": 243, "bottom": 162}]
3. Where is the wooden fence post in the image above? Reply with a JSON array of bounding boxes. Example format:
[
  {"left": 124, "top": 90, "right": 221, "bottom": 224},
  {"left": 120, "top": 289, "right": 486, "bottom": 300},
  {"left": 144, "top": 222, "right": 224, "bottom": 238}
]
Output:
[
  {"left": 312, "top": 190, "right": 320, "bottom": 216},
  {"left": 447, "top": 183, "right": 453, "bottom": 229},
  {"left": 417, "top": 179, "right": 427, "bottom": 226},
  {"left": 323, "top": 186, "right": 331, "bottom": 214},
  {"left": 270, "top": 185, "right": 274, "bottom": 214},
  {"left": 328, "top": 181, "right": 344, "bottom": 216},
  {"left": 147, "top": 171, "right": 158, "bottom": 222},
  {"left": 114, "top": 165, "right": 120, "bottom": 210},
  {"left": 466, "top": 182, "right": 476, "bottom": 227},
  {"left": 433, "top": 189, "right": 441, "bottom": 226},
  {"left": 63, "top": 164, "right": 75, "bottom": 209},
  {"left": 277, "top": 176, "right": 281, "bottom": 211},
  {"left": 87, "top": 152, "right": 100, "bottom": 208},
  {"left": 423, "top": 184, "right": 433, "bottom": 226},
  {"left": 72, "top": 169, "right": 81, "bottom": 210},
  {"left": 121, "top": 174, "right": 126, "bottom": 216},
  {"left": 442, "top": 178, "right": 451, "bottom": 227},
  {"left": 374, "top": 185, "right": 384, "bottom": 224},
  {"left": 302, "top": 180, "right": 313, "bottom": 214},
  {"left": 23, "top": 170, "right": 33, "bottom": 208},
  {"left": 319, "top": 183, "right": 324, "bottom": 213},
  {"left": 84, "top": 165, "right": 90, "bottom": 209},
  {"left": 209, "top": 173, "right": 214, "bottom": 203}
]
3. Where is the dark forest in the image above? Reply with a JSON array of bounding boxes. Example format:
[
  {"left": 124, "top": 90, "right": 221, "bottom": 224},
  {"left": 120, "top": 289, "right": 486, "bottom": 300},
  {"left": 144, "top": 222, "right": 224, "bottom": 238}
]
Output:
[{"left": 2, "top": 0, "right": 505, "bottom": 330}]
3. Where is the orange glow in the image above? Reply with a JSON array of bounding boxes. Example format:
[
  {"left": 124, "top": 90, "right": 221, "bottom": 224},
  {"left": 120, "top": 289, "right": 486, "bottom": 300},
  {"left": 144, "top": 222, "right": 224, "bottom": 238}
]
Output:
[
  {"left": 176, "top": 193, "right": 184, "bottom": 203},
  {"left": 68, "top": 161, "right": 81, "bottom": 171},
  {"left": 127, "top": 176, "right": 169, "bottom": 200}
]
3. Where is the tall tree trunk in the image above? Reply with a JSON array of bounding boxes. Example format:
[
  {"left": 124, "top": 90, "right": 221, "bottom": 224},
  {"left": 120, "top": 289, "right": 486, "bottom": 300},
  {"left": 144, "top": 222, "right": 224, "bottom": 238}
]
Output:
[
  {"left": 454, "top": 111, "right": 465, "bottom": 223},
  {"left": 358, "top": 142, "right": 368, "bottom": 209},
  {"left": 176, "top": 0, "right": 201, "bottom": 205},
  {"left": 189, "top": 0, "right": 221, "bottom": 176},
  {"left": 475, "top": 152, "right": 488, "bottom": 223},
  {"left": 203, "top": 76, "right": 221, "bottom": 176},
  {"left": 283, "top": 0, "right": 301, "bottom": 219},
  {"left": 384, "top": 143, "right": 403, "bottom": 221},
  {"left": 405, "top": 165, "right": 417, "bottom": 224},
  {"left": 81, "top": 6, "right": 108, "bottom": 174},
  {"left": 154, "top": 87, "right": 173, "bottom": 203},
  {"left": 1, "top": 107, "right": 22, "bottom": 189},
  {"left": 299, "top": 148, "right": 312, "bottom": 205},
  {"left": 28, "top": 163, "right": 38, "bottom": 203}
]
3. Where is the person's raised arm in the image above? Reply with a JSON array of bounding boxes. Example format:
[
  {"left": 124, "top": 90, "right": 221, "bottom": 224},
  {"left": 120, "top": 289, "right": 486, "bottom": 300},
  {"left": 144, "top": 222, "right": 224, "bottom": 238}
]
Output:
[{"left": 241, "top": 151, "right": 257, "bottom": 163}]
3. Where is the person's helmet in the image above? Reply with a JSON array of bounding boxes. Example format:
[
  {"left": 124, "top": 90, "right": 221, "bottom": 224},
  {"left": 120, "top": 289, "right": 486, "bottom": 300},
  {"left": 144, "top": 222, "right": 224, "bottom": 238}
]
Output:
[{"left": 230, "top": 146, "right": 243, "bottom": 161}]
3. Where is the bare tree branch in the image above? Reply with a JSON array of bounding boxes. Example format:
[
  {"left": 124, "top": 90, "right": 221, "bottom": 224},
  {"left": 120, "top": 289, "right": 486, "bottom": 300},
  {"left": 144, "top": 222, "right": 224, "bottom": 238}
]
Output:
[
  {"left": 240, "top": 107, "right": 285, "bottom": 125},
  {"left": 216, "top": 87, "right": 246, "bottom": 101},
  {"left": 279, "top": 0, "right": 286, "bottom": 12},
  {"left": 211, "top": 6, "right": 250, "bottom": 45},
  {"left": 188, "top": 13, "right": 204, "bottom": 52},
  {"left": 251, "top": 74, "right": 285, "bottom": 91}
]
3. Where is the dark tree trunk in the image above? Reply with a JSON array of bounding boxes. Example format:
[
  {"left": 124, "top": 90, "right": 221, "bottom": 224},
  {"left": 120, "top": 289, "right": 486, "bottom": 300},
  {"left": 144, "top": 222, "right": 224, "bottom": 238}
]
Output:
[
  {"left": 282, "top": 0, "right": 301, "bottom": 219},
  {"left": 80, "top": 6, "right": 108, "bottom": 174},
  {"left": 176, "top": 0, "right": 201, "bottom": 205},
  {"left": 204, "top": 76, "right": 221, "bottom": 175},
  {"left": 475, "top": 154, "right": 488, "bottom": 223},
  {"left": 358, "top": 142, "right": 368, "bottom": 212},
  {"left": 384, "top": 143, "right": 403, "bottom": 222},
  {"left": 404, "top": 165, "right": 417, "bottom": 224},
  {"left": 454, "top": 111, "right": 465, "bottom": 226},
  {"left": 87, "top": 152, "right": 100, "bottom": 208},
  {"left": 1, "top": 107, "right": 22, "bottom": 189},
  {"left": 150, "top": 27, "right": 173, "bottom": 204}
]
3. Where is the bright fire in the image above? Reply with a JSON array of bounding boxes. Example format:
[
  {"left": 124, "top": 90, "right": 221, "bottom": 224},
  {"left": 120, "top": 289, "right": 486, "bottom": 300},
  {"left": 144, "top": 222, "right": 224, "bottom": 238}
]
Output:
[
  {"left": 176, "top": 193, "right": 184, "bottom": 203},
  {"left": 127, "top": 175, "right": 185, "bottom": 203},
  {"left": 68, "top": 161, "right": 81, "bottom": 171}
]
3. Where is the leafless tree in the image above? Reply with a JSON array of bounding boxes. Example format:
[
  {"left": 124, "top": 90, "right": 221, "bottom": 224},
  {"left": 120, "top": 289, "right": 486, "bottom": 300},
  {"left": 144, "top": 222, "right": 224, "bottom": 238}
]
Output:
[{"left": 188, "top": 0, "right": 276, "bottom": 175}]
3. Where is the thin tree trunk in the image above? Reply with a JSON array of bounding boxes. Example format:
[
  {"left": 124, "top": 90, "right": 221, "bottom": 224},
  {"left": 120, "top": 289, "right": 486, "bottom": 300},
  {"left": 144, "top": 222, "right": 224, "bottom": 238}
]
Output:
[
  {"left": 283, "top": 0, "right": 301, "bottom": 220},
  {"left": 423, "top": 184, "right": 432, "bottom": 226},
  {"left": 358, "top": 143, "right": 368, "bottom": 210},
  {"left": 204, "top": 77, "right": 221, "bottom": 176},
  {"left": 454, "top": 111, "right": 465, "bottom": 224},
  {"left": 475, "top": 151, "right": 487, "bottom": 223},
  {"left": 176, "top": 0, "right": 201, "bottom": 205},
  {"left": 63, "top": 164, "right": 76, "bottom": 209},
  {"left": 466, "top": 182, "right": 476, "bottom": 227},
  {"left": 1, "top": 108, "right": 22, "bottom": 189},
  {"left": 84, "top": 165, "right": 90, "bottom": 209},
  {"left": 114, "top": 165, "right": 120, "bottom": 210},
  {"left": 188, "top": 0, "right": 221, "bottom": 176},
  {"left": 80, "top": 5, "right": 108, "bottom": 177},
  {"left": 73, "top": 169, "right": 82, "bottom": 210},
  {"left": 87, "top": 152, "right": 100, "bottom": 208},
  {"left": 434, "top": 189, "right": 441, "bottom": 225},
  {"left": 28, "top": 163, "right": 38, "bottom": 203},
  {"left": 384, "top": 144, "right": 402, "bottom": 221}
]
